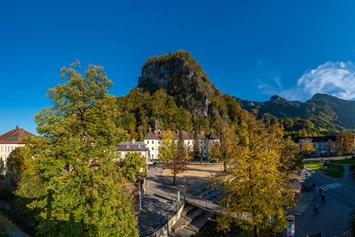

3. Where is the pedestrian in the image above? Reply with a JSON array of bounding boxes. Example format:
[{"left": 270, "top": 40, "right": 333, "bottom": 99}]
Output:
[
  {"left": 313, "top": 204, "right": 319, "bottom": 215},
  {"left": 312, "top": 183, "right": 315, "bottom": 190},
  {"left": 309, "top": 183, "right": 312, "bottom": 190},
  {"left": 321, "top": 194, "right": 325, "bottom": 204},
  {"left": 319, "top": 187, "right": 322, "bottom": 196}
]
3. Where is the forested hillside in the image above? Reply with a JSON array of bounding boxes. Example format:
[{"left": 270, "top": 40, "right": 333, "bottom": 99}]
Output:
[
  {"left": 115, "top": 50, "right": 355, "bottom": 141},
  {"left": 237, "top": 93, "right": 353, "bottom": 136},
  {"left": 115, "top": 50, "right": 241, "bottom": 140}
]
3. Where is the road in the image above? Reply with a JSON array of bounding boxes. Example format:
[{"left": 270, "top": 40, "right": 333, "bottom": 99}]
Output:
[{"left": 295, "top": 164, "right": 355, "bottom": 237}]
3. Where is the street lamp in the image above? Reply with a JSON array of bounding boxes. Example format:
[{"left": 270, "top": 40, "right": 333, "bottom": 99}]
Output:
[{"left": 305, "top": 173, "right": 308, "bottom": 190}]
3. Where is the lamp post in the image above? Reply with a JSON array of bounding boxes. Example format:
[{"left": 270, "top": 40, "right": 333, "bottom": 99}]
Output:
[{"left": 305, "top": 173, "right": 308, "bottom": 190}]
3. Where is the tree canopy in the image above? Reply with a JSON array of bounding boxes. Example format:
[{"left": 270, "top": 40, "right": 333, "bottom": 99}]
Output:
[
  {"left": 335, "top": 131, "right": 355, "bottom": 157},
  {"left": 158, "top": 131, "right": 187, "bottom": 185},
  {"left": 17, "top": 61, "right": 138, "bottom": 237},
  {"left": 121, "top": 152, "right": 146, "bottom": 181},
  {"left": 214, "top": 110, "right": 295, "bottom": 237},
  {"left": 299, "top": 140, "right": 315, "bottom": 157},
  {"left": 6, "top": 146, "right": 31, "bottom": 183}
]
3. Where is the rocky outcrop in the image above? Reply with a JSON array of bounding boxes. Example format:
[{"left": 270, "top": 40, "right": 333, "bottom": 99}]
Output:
[{"left": 138, "top": 50, "right": 219, "bottom": 117}]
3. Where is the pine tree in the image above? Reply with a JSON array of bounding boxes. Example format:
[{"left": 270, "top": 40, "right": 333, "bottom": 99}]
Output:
[{"left": 17, "top": 61, "right": 138, "bottom": 237}]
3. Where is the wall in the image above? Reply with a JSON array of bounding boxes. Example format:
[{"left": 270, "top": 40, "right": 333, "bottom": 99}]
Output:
[
  {"left": 0, "top": 144, "right": 25, "bottom": 165},
  {"left": 150, "top": 202, "right": 185, "bottom": 237}
]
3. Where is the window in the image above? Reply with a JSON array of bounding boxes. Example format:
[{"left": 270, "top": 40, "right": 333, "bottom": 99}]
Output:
[
  {"left": 158, "top": 141, "right": 160, "bottom": 144},
  {"left": 152, "top": 147, "right": 154, "bottom": 150},
  {"left": 152, "top": 155, "right": 154, "bottom": 159},
  {"left": 188, "top": 141, "right": 190, "bottom": 145},
  {"left": 147, "top": 141, "right": 149, "bottom": 144}
]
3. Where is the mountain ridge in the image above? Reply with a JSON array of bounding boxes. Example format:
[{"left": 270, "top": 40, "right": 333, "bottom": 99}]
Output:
[{"left": 115, "top": 50, "right": 353, "bottom": 140}]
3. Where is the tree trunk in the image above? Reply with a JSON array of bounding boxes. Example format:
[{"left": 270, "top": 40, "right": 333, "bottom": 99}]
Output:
[
  {"left": 200, "top": 156, "right": 202, "bottom": 165},
  {"left": 223, "top": 161, "right": 227, "bottom": 171},
  {"left": 172, "top": 174, "right": 176, "bottom": 185},
  {"left": 254, "top": 225, "right": 260, "bottom": 237}
]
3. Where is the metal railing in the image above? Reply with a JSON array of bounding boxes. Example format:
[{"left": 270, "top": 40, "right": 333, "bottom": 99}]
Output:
[{"left": 139, "top": 200, "right": 184, "bottom": 237}]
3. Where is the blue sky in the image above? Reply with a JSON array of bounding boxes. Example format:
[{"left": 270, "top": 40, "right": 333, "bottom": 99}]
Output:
[{"left": 1, "top": 0, "right": 355, "bottom": 134}]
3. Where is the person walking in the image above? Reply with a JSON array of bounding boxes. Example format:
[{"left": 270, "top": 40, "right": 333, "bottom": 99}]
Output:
[
  {"left": 319, "top": 187, "right": 322, "bottom": 196},
  {"left": 313, "top": 204, "right": 319, "bottom": 215},
  {"left": 321, "top": 194, "right": 325, "bottom": 204},
  {"left": 312, "top": 182, "right": 316, "bottom": 190}
]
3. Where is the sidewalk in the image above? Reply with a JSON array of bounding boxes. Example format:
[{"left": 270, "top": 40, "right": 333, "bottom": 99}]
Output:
[
  {"left": 288, "top": 168, "right": 314, "bottom": 216},
  {"left": 288, "top": 190, "right": 314, "bottom": 215}
]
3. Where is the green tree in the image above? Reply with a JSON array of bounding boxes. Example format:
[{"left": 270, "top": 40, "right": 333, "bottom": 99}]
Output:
[
  {"left": 0, "top": 158, "right": 5, "bottom": 180},
  {"left": 335, "top": 131, "right": 355, "bottom": 158},
  {"left": 158, "top": 131, "right": 187, "bottom": 185},
  {"left": 300, "top": 140, "right": 315, "bottom": 158},
  {"left": 6, "top": 147, "right": 31, "bottom": 183},
  {"left": 192, "top": 131, "right": 201, "bottom": 164},
  {"left": 17, "top": 61, "right": 138, "bottom": 237},
  {"left": 214, "top": 110, "right": 295, "bottom": 237},
  {"left": 122, "top": 152, "right": 146, "bottom": 181}
]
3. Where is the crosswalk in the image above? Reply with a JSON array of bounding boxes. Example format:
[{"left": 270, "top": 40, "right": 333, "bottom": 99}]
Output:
[{"left": 319, "top": 182, "right": 342, "bottom": 191}]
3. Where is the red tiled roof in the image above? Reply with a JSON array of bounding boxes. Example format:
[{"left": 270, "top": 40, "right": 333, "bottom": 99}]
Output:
[
  {"left": 0, "top": 126, "right": 36, "bottom": 144},
  {"left": 144, "top": 130, "right": 157, "bottom": 139},
  {"left": 208, "top": 131, "right": 218, "bottom": 140}
]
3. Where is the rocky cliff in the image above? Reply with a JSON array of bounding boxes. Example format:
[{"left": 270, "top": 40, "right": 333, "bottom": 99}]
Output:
[{"left": 138, "top": 50, "right": 220, "bottom": 117}]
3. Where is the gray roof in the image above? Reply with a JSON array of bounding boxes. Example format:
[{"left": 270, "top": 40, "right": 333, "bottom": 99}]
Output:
[{"left": 117, "top": 142, "right": 149, "bottom": 151}]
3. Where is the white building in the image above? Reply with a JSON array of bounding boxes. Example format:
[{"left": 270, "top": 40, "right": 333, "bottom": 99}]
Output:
[
  {"left": 117, "top": 140, "right": 149, "bottom": 162},
  {"left": 0, "top": 125, "right": 35, "bottom": 165},
  {"left": 143, "top": 130, "right": 220, "bottom": 161},
  {"left": 294, "top": 136, "right": 338, "bottom": 157}
]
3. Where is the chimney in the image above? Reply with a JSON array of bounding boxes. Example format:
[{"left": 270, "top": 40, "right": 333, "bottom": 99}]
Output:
[{"left": 16, "top": 125, "right": 18, "bottom": 131}]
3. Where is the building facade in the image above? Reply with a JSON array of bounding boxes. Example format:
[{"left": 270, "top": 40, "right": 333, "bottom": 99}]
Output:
[
  {"left": 117, "top": 140, "right": 149, "bottom": 162},
  {"left": 294, "top": 136, "right": 339, "bottom": 157},
  {"left": 143, "top": 130, "right": 220, "bottom": 161},
  {"left": 0, "top": 126, "right": 35, "bottom": 165}
]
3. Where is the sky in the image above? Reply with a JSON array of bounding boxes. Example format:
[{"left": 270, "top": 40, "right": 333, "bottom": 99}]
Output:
[{"left": 2, "top": 0, "right": 355, "bottom": 134}]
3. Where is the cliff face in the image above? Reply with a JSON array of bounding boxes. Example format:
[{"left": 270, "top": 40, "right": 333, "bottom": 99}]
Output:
[{"left": 138, "top": 50, "right": 218, "bottom": 117}]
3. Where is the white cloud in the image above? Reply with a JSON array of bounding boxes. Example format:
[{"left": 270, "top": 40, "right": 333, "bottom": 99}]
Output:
[{"left": 258, "top": 61, "right": 355, "bottom": 101}]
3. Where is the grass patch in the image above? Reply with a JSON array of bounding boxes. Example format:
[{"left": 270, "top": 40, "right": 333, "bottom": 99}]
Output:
[
  {"left": 325, "top": 163, "right": 344, "bottom": 178},
  {"left": 331, "top": 159, "right": 355, "bottom": 164},
  {"left": 304, "top": 161, "right": 323, "bottom": 170}
]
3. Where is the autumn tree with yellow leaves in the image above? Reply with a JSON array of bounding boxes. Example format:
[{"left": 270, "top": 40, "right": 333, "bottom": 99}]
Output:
[{"left": 213, "top": 110, "right": 295, "bottom": 237}]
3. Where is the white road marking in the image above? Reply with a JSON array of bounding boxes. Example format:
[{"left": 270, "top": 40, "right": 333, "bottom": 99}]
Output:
[{"left": 319, "top": 183, "right": 342, "bottom": 191}]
